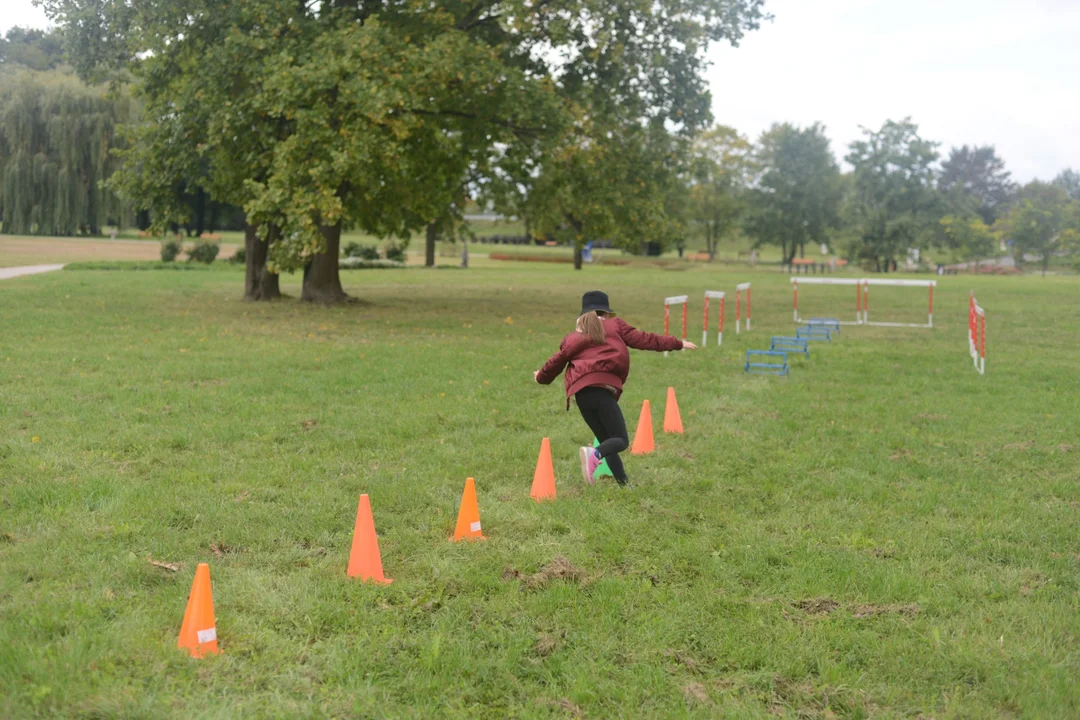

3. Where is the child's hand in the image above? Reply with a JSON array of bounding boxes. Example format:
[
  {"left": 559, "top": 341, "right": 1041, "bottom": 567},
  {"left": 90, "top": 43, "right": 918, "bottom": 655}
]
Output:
[
  {"left": 681, "top": 341, "right": 698, "bottom": 351},
  {"left": 533, "top": 370, "right": 540, "bottom": 383}
]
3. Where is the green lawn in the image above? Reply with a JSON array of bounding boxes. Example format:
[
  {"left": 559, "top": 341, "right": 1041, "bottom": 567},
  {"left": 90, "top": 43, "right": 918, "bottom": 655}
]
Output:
[{"left": 1, "top": 264, "right": 1077, "bottom": 718}]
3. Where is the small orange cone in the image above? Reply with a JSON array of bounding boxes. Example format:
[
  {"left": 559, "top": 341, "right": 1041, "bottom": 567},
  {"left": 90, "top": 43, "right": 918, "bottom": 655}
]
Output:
[
  {"left": 177, "top": 562, "right": 219, "bottom": 658},
  {"left": 630, "top": 399, "right": 654, "bottom": 455},
  {"left": 530, "top": 437, "right": 557, "bottom": 501},
  {"left": 452, "top": 477, "right": 487, "bottom": 541},
  {"left": 347, "top": 494, "right": 393, "bottom": 584},
  {"left": 663, "top": 387, "right": 684, "bottom": 434}
]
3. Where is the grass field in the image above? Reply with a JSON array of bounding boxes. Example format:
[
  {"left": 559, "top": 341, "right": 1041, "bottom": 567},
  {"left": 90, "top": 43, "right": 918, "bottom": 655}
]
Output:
[{"left": 1, "top": 264, "right": 1078, "bottom": 718}]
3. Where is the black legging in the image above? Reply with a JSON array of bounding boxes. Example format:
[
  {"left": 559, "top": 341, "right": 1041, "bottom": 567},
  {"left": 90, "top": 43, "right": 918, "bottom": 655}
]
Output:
[{"left": 575, "top": 386, "right": 629, "bottom": 484}]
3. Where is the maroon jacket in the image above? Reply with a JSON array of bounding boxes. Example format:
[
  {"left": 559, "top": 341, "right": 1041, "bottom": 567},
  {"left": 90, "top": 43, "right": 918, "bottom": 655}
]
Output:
[{"left": 536, "top": 317, "right": 683, "bottom": 406}]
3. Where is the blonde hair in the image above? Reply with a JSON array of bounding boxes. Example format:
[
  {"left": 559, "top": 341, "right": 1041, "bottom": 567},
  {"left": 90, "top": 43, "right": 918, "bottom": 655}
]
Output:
[{"left": 576, "top": 311, "right": 607, "bottom": 344}]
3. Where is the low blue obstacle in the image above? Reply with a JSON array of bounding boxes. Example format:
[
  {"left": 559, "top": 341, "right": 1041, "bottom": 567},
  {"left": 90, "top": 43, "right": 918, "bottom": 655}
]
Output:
[
  {"left": 797, "top": 326, "right": 832, "bottom": 342},
  {"left": 771, "top": 336, "right": 809, "bottom": 358},
  {"left": 807, "top": 317, "right": 841, "bottom": 333},
  {"left": 745, "top": 350, "right": 789, "bottom": 376}
]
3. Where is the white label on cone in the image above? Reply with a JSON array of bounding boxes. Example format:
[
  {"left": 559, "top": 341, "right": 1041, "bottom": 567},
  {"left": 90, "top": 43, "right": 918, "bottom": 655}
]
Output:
[
  {"left": 470, "top": 521, "right": 482, "bottom": 532},
  {"left": 197, "top": 628, "right": 217, "bottom": 644}
]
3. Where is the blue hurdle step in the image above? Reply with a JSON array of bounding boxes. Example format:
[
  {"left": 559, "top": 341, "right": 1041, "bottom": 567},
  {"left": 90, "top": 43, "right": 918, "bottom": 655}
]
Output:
[
  {"left": 770, "top": 336, "right": 810, "bottom": 358},
  {"left": 744, "top": 350, "right": 789, "bottom": 376},
  {"left": 797, "top": 326, "right": 832, "bottom": 342},
  {"left": 807, "top": 318, "right": 841, "bottom": 332}
]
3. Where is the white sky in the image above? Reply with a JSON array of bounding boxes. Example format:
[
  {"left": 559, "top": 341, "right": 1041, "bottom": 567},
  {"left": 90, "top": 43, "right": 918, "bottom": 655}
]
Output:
[{"left": 4, "top": 0, "right": 1077, "bottom": 182}]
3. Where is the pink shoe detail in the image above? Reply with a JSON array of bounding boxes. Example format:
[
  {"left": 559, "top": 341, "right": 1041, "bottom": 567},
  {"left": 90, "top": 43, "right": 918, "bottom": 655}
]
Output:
[{"left": 579, "top": 446, "right": 600, "bottom": 485}]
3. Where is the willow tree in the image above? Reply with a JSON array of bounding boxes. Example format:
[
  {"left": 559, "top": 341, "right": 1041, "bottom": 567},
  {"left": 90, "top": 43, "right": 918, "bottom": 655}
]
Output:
[{"left": 0, "top": 68, "right": 133, "bottom": 236}]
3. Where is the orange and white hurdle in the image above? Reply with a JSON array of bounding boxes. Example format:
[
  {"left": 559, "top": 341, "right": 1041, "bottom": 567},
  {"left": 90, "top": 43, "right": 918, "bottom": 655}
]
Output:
[{"left": 969, "top": 291, "right": 985, "bottom": 374}]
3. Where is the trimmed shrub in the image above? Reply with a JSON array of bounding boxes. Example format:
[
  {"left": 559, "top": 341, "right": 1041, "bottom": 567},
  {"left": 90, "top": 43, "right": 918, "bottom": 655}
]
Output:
[
  {"left": 160, "top": 240, "right": 182, "bottom": 262},
  {"left": 187, "top": 241, "right": 220, "bottom": 264}
]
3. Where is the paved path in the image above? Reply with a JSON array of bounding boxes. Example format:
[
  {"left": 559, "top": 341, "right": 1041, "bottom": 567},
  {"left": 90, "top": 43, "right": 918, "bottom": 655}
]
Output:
[{"left": 0, "top": 264, "right": 66, "bottom": 280}]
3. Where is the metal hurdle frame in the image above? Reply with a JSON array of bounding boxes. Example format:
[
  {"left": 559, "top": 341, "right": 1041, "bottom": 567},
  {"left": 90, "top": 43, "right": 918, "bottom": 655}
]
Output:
[
  {"left": 969, "top": 291, "right": 986, "bottom": 374},
  {"left": 702, "top": 291, "right": 725, "bottom": 347},
  {"left": 663, "top": 294, "right": 688, "bottom": 358},
  {"left": 862, "top": 278, "right": 935, "bottom": 328},
  {"left": 791, "top": 277, "right": 936, "bottom": 328},
  {"left": 735, "top": 283, "right": 751, "bottom": 333}
]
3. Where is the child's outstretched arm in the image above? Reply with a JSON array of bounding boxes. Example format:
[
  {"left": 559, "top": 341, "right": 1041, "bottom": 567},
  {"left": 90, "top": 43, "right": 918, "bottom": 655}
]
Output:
[
  {"left": 534, "top": 335, "right": 587, "bottom": 384},
  {"left": 615, "top": 318, "right": 697, "bottom": 352}
]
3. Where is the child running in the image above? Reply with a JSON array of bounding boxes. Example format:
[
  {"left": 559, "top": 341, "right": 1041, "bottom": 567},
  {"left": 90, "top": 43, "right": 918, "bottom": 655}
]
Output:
[{"left": 533, "top": 290, "right": 697, "bottom": 486}]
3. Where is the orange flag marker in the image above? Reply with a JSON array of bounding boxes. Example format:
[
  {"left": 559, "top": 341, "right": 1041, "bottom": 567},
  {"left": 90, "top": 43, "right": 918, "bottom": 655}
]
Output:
[
  {"left": 178, "top": 562, "right": 219, "bottom": 658},
  {"left": 663, "top": 386, "right": 684, "bottom": 434},
  {"left": 630, "top": 399, "right": 655, "bottom": 455},
  {"left": 347, "top": 494, "right": 393, "bottom": 584},
  {"left": 530, "top": 437, "right": 557, "bottom": 501},
  {"left": 452, "top": 477, "right": 487, "bottom": 541}
]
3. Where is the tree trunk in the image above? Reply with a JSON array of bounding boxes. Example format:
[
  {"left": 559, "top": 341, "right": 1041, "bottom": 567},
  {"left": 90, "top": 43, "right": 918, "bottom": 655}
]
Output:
[
  {"left": 302, "top": 222, "right": 348, "bottom": 304},
  {"left": 425, "top": 221, "right": 437, "bottom": 267},
  {"left": 1042, "top": 254, "right": 1049, "bottom": 277},
  {"left": 573, "top": 244, "right": 583, "bottom": 270},
  {"left": 243, "top": 222, "right": 280, "bottom": 301}
]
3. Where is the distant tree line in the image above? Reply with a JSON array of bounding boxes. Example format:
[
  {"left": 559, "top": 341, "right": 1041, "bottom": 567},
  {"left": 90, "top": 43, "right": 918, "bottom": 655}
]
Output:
[{"left": 686, "top": 118, "right": 1079, "bottom": 273}]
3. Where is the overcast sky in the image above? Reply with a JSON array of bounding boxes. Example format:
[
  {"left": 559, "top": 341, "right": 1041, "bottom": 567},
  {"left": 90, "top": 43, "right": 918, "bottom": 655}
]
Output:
[{"left": 4, "top": 0, "right": 1077, "bottom": 182}]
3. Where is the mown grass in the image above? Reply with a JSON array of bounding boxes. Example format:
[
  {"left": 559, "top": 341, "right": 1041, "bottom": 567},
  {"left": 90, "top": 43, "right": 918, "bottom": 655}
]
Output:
[{"left": 1, "top": 265, "right": 1078, "bottom": 719}]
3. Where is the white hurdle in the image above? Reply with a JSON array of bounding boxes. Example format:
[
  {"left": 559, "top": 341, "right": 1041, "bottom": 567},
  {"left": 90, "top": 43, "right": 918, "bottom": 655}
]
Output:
[
  {"left": 969, "top": 291, "right": 985, "bottom": 374},
  {"left": 863, "top": 279, "right": 935, "bottom": 328},
  {"left": 702, "top": 291, "right": 725, "bottom": 347},
  {"left": 735, "top": 282, "right": 751, "bottom": 333},
  {"left": 664, "top": 294, "right": 688, "bottom": 357},
  {"left": 791, "top": 277, "right": 936, "bottom": 328},
  {"left": 791, "top": 277, "right": 863, "bottom": 325}
]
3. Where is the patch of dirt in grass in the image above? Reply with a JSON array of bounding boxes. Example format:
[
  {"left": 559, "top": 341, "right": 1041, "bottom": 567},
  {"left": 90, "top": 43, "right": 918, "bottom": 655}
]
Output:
[
  {"left": 869, "top": 547, "right": 897, "bottom": 559},
  {"left": 0, "top": 532, "right": 15, "bottom": 544},
  {"left": 549, "top": 698, "right": 584, "bottom": 718},
  {"left": 210, "top": 542, "right": 241, "bottom": 557},
  {"left": 794, "top": 598, "right": 839, "bottom": 615},
  {"left": 535, "top": 630, "right": 566, "bottom": 657},
  {"left": 663, "top": 649, "right": 703, "bottom": 674},
  {"left": 889, "top": 448, "right": 912, "bottom": 461},
  {"left": 683, "top": 682, "right": 710, "bottom": 705},
  {"left": 852, "top": 603, "right": 920, "bottom": 618},
  {"left": 300, "top": 419, "right": 318, "bottom": 430},
  {"left": 914, "top": 413, "right": 948, "bottom": 421},
  {"left": 146, "top": 556, "right": 181, "bottom": 572},
  {"left": 503, "top": 556, "right": 585, "bottom": 590},
  {"left": 1003, "top": 440, "right": 1035, "bottom": 451},
  {"left": 1057, "top": 444, "right": 1074, "bottom": 453}
]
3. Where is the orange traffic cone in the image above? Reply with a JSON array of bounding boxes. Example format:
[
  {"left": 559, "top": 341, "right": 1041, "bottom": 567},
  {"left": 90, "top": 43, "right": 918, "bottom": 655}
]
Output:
[
  {"left": 630, "top": 399, "right": 654, "bottom": 455},
  {"left": 177, "top": 562, "right": 219, "bottom": 658},
  {"left": 663, "top": 386, "right": 684, "bottom": 434},
  {"left": 530, "top": 437, "right": 557, "bottom": 501},
  {"left": 452, "top": 477, "right": 487, "bottom": 541},
  {"left": 347, "top": 494, "right": 393, "bottom": 584}
]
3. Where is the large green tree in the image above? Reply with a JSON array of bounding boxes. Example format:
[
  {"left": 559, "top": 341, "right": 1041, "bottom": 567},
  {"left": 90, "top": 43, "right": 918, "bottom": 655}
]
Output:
[
  {"left": 845, "top": 118, "right": 941, "bottom": 272},
  {"left": 744, "top": 122, "right": 842, "bottom": 264},
  {"left": 0, "top": 68, "right": 134, "bottom": 236},
  {"left": 938, "top": 145, "right": 1015, "bottom": 225},
  {"left": 1053, "top": 169, "right": 1080, "bottom": 201},
  {"left": 686, "top": 125, "right": 753, "bottom": 260},
  {"left": 997, "top": 181, "right": 1079, "bottom": 276}
]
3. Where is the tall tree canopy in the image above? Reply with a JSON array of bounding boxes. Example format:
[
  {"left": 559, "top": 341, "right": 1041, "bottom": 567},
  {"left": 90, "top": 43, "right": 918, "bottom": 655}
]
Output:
[
  {"left": 686, "top": 125, "right": 753, "bottom": 260},
  {"left": 939, "top": 145, "right": 1015, "bottom": 225},
  {"left": 0, "top": 27, "right": 65, "bottom": 71},
  {"left": 0, "top": 68, "right": 134, "bottom": 236},
  {"left": 44, "top": 0, "right": 769, "bottom": 295},
  {"left": 744, "top": 122, "right": 842, "bottom": 264},
  {"left": 997, "top": 181, "right": 1079, "bottom": 276},
  {"left": 845, "top": 118, "right": 941, "bottom": 272},
  {"left": 1052, "top": 169, "right": 1080, "bottom": 201}
]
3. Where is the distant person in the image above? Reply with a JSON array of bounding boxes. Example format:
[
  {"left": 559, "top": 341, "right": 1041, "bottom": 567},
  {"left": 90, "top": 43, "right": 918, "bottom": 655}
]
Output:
[{"left": 533, "top": 291, "right": 696, "bottom": 487}]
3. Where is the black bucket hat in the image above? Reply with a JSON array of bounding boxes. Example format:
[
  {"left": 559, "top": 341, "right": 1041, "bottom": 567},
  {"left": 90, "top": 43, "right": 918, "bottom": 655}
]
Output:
[{"left": 580, "top": 290, "right": 615, "bottom": 316}]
